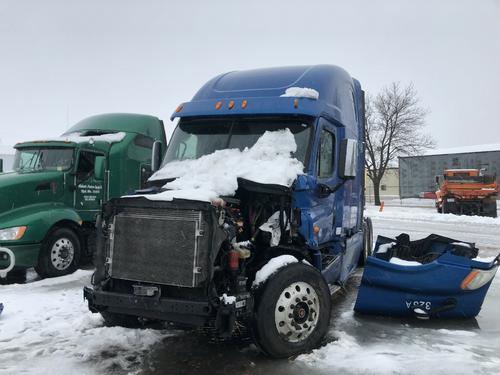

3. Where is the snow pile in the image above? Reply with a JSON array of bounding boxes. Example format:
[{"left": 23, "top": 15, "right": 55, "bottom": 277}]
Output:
[
  {"left": 220, "top": 293, "right": 237, "bottom": 305},
  {"left": 451, "top": 242, "right": 473, "bottom": 248},
  {"left": 376, "top": 242, "right": 395, "bottom": 254},
  {"left": 280, "top": 87, "right": 319, "bottom": 100},
  {"left": 58, "top": 131, "right": 127, "bottom": 144},
  {"left": 144, "top": 129, "right": 304, "bottom": 202},
  {"left": 259, "top": 211, "right": 289, "bottom": 247},
  {"left": 366, "top": 205, "right": 500, "bottom": 226},
  {"left": 297, "top": 315, "right": 500, "bottom": 375},
  {"left": 424, "top": 143, "right": 500, "bottom": 156},
  {"left": 473, "top": 256, "right": 497, "bottom": 263},
  {"left": 389, "top": 257, "right": 422, "bottom": 266},
  {"left": 252, "top": 255, "right": 298, "bottom": 287},
  {"left": 0, "top": 270, "right": 176, "bottom": 374}
]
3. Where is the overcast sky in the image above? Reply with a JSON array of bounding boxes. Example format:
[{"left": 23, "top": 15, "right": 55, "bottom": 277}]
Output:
[{"left": 0, "top": 0, "right": 499, "bottom": 149}]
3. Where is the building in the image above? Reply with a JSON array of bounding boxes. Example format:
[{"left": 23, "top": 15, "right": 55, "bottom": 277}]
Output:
[
  {"left": 0, "top": 145, "right": 15, "bottom": 172},
  {"left": 399, "top": 143, "right": 500, "bottom": 198},
  {"left": 365, "top": 167, "right": 400, "bottom": 203}
]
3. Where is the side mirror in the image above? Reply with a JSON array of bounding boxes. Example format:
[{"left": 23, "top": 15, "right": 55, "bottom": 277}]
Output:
[
  {"left": 94, "top": 156, "right": 105, "bottom": 180},
  {"left": 151, "top": 141, "right": 162, "bottom": 172},
  {"left": 339, "top": 139, "right": 357, "bottom": 179}
]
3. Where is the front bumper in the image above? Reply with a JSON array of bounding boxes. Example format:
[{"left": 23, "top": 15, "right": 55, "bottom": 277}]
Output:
[
  {"left": 0, "top": 247, "right": 15, "bottom": 278},
  {"left": 84, "top": 286, "right": 213, "bottom": 326},
  {"left": 0, "top": 242, "right": 40, "bottom": 270}
]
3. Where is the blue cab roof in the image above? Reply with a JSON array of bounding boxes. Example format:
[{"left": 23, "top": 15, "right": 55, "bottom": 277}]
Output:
[{"left": 171, "top": 65, "right": 361, "bottom": 130}]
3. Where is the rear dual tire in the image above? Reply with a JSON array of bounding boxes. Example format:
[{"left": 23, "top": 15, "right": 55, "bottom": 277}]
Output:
[
  {"left": 483, "top": 200, "right": 497, "bottom": 218},
  {"left": 442, "top": 200, "right": 456, "bottom": 215},
  {"left": 359, "top": 217, "right": 373, "bottom": 266}
]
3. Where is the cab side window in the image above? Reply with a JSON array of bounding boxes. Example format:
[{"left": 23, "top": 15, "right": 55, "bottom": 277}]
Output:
[
  {"left": 77, "top": 151, "right": 97, "bottom": 178},
  {"left": 316, "top": 130, "right": 334, "bottom": 178}
]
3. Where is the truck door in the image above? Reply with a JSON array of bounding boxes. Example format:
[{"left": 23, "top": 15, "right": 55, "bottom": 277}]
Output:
[
  {"left": 310, "top": 119, "right": 338, "bottom": 245},
  {"left": 73, "top": 150, "right": 104, "bottom": 221}
]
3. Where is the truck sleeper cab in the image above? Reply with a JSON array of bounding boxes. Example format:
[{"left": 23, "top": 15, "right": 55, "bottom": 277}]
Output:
[
  {"left": 0, "top": 113, "right": 166, "bottom": 281},
  {"left": 85, "top": 65, "right": 372, "bottom": 357}
]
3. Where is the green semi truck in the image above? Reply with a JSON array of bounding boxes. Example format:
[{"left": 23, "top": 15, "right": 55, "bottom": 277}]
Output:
[{"left": 0, "top": 113, "right": 166, "bottom": 281}]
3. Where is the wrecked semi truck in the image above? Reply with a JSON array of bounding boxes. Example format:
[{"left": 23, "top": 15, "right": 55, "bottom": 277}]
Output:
[
  {"left": 85, "top": 65, "right": 372, "bottom": 357},
  {"left": 0, "top": 114, "right": 166, "bottom": 281}
]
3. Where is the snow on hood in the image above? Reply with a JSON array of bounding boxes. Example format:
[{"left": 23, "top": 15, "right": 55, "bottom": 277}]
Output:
[
  {"left": 280, "top": 87, "right": 319, "bottom": 100},
  {"left": 141, "top": 129, "right": 304, "bottom": 202},
  {"left": 43, "top": 131, "right": 127, "bottom": 144}
]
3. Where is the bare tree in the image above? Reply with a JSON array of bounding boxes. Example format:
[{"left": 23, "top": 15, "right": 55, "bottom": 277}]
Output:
[{"left": 365, "top": 82, "right": 435, "bottom": 205}]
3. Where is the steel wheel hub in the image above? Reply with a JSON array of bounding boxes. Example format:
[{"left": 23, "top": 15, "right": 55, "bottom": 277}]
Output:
[
  {"left": 50, "top": 237, "right": 74, "bottom": 270},
  {"left": 275, "top": 281, "right": 320, "bottom": 343}
]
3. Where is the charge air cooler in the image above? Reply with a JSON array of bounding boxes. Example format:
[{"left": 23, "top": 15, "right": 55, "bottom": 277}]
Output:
[{"left": 108, "top": 204, "right": 211, "bottom": 288}]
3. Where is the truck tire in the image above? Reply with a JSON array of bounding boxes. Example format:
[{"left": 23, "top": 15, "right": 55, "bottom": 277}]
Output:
[
  {"left": 35, "top": 227, "right": 81, "bottom": 278},
  {"left": 0, "top": 268, "right": 27, "bottom": 284},
  {"left": 100, "top": 311, "right": 141, "bottom": 328},
  {"left": 442, "top": 200, "right": 455, "bottom": 215},
  {"left": 252, "top": 262, "right": 331, "bottom": 358},
  {"left": 483, "top": 200, "right": 498, "bottom": 218},
  {"left": 358, "top": 217, "right": 373, "bottom": 266}
]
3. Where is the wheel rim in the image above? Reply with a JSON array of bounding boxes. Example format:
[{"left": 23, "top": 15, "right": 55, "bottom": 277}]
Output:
[
  {"left": 50, "top": 237, "right": 75, "bottom": 270},
  {"left": 274, "top": 281, "right": 320, "bottom": 343}
]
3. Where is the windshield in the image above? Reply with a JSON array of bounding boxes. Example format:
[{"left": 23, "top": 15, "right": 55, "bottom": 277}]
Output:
[
  {"left": 162, "top": 117, "right": 313, "bottom": 167},
  {"left": 13, "top": 148, "right": 74, "bottom": 172}
]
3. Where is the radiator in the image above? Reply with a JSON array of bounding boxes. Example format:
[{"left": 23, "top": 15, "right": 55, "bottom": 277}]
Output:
[{"left": 109, "top": 207, "right": 209, "bottom": 287}]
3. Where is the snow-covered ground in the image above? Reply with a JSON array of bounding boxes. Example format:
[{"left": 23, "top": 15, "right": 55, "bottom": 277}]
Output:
[
  {"left": 0, "top": 271, "right": 176, "bottom": 375},
  {"left": 1, "top": 203, "right": 499, "bottom": 375},
  {"left": 295, "top": 204, "right": 500, "bottom": 375}
]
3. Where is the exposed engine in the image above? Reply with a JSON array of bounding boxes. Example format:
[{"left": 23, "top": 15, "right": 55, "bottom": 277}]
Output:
[
  {"left": 89, "top": 179, "right": 304, "bottom": 333},
  {"left": 210, "top": 180, "right": 299, "bottom": 302}
]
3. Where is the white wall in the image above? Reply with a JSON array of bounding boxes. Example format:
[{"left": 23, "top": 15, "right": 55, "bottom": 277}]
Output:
[{"left": 0, "top": 145, "right": 15, "bottom": 172}]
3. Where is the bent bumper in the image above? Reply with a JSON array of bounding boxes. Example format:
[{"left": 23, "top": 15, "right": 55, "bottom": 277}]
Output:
[{"left": 83, "top": 286, "right": 213, "bottom": 326}]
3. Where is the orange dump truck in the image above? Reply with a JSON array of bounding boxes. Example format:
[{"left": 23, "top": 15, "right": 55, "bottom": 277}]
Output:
[{"left": 436, "top": 169, "right": 498, "bottom": 217}]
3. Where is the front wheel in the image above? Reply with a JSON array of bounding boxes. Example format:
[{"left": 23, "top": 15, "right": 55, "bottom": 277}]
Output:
[
  {"left": 483, "top": 199, "right": 497, "bottom": 218},
  {"left": 252, "top": 262, "right": 331, "bottom": 358},
  {"left": 35, "top": 227, "right": 81, "bottom": 278}
]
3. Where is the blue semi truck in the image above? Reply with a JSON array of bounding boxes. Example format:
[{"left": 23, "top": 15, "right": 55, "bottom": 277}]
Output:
[{"left": 84, "top": 65, "right": 373, "bottom": 357}]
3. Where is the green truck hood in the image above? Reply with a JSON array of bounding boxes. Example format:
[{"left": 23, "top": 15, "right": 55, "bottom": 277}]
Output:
[{"left": 0, "top": 171, "right": 65, "bottom": 215}]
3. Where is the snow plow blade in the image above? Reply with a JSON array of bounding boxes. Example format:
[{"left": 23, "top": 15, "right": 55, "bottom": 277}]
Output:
[{"left": 354, "top": 233, "right": 499, "bottom": 319}]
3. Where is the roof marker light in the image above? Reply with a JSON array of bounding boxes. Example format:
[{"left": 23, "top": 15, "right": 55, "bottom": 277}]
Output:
[
  {"left": 215, "top": 101, "right": 223, "bottom": 110},
  {"left": 293, "top": 99, "right": 299, "bottom": 109},
  {"left": 241, "top": 100, "right": 248, "bottom": 109},
  {"left": 175, "top": 104, "right": 184, "bottom": 113},
  {"left": 228, "top": 100, "right": 235, "bottom": 110}
]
